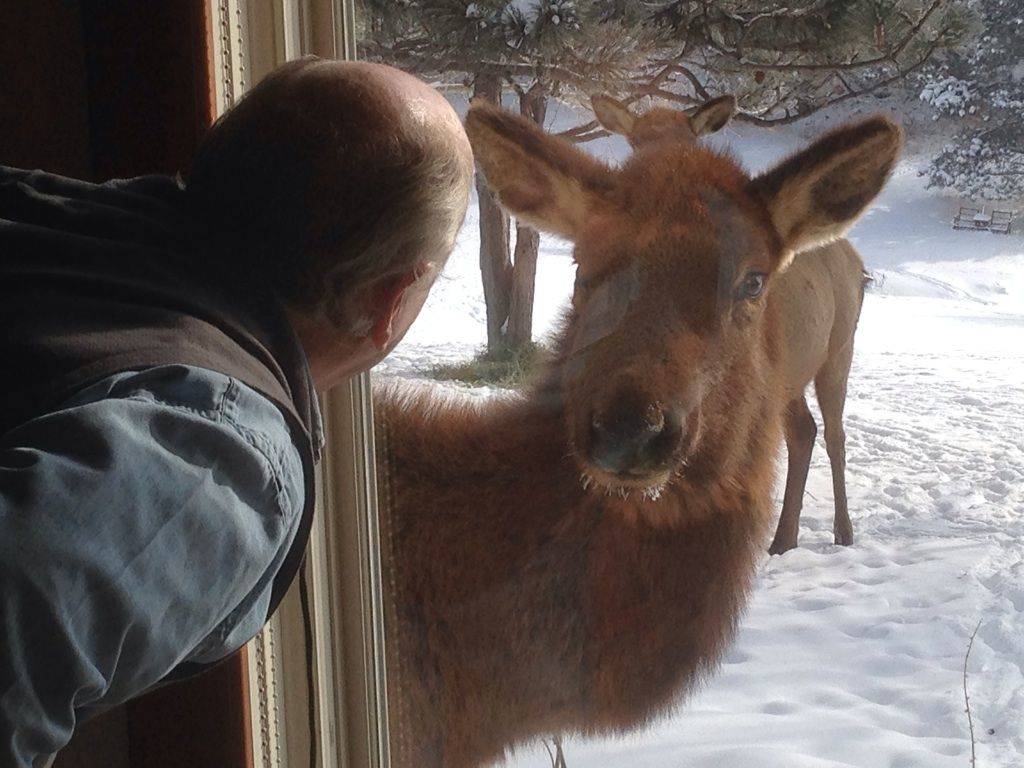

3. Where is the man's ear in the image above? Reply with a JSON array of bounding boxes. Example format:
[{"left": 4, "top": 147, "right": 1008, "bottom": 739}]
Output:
[
  {"left": 591, "top": 94, "right": 636, "bottom": 137},
  {"left": 749, "top": 116, "right": 902, "bottom": 257},
  {"left": 688, "top": 94, "right": 736, "bottom": 137},
  {"left": 465, "top": 102, "right": 615, "bottom": 240},
  {"left": 368, "top": 266, "right": 423, "bottom": 349}
]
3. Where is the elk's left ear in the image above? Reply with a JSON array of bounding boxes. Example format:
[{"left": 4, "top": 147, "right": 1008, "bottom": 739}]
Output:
[
  {"left": 688, "top": 95, "right": 736, "bottom": 137},
  {"left": 591, "top": 95, "right": 636, "bottom": 137},
  {"left": 465, "top": 101, "right": 615, "bottom": 240},
  {"left": 749, "top": 117, "right": 902, "bottom": 257}
]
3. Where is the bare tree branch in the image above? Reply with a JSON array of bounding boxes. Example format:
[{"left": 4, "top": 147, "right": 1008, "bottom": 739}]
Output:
[{"left": 669, "top": 63, "right": 711, "bottom": 100}]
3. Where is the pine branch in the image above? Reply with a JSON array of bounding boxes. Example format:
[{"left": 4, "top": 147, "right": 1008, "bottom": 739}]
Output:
[
  {"left": 691, "top": 28, "right": 947, "bottom": 126},
  {"left": 692, "top": 0, "right": 947, "bottom": 72}
]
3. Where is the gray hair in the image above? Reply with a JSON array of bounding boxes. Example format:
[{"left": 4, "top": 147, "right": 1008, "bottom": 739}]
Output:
[{"left": 186, "top": 58, "right": 471, "bottom": 329}]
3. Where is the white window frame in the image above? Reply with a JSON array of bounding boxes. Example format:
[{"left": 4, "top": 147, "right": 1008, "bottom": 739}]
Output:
[{"left": 209, "top": 3, "right": 389, "bottom": 767}]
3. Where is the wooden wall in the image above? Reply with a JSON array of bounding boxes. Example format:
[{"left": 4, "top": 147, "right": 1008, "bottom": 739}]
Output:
[
  {"left": 0, "top": 0, "right": 214, "bottom": 180},
  {"left": 2, "top": 4, "right": 252, "bottom": 766}
]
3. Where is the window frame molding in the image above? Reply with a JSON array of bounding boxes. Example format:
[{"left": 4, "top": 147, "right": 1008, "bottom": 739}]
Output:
[{"left": 209, "top": 2, "right": 390, "bottom": 767}]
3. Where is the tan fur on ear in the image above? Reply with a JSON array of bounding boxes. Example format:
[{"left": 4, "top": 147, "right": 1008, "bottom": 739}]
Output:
[
  {"left": 750, "top": 116, "right": 902, "bottom": 256},
  {"left": 591, "top": 95, "right": 636, "bottom": 137},
  {"left": 465, "top": 102, "right": 614, "bottom": 240},
  {"left": 688, "top": 95, "right": 736, "bottom": 137}
]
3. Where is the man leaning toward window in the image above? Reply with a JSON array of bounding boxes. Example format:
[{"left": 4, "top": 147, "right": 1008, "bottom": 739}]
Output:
[{"left": 0, "top": 57, "right": 473, "bottom": 767}]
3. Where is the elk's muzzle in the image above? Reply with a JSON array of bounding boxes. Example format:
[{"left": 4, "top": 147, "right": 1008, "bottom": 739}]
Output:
[{"left": 586, "top": 388, "right": 686, "bottom": 480}]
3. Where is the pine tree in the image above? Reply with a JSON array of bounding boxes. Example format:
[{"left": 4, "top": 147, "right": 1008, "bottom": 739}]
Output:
[
  {"left": 608, "top": 1, "right": 970, "bottom": 126},
  {"left": 920, "top": 0, "right": 1024, "bottom": 201},
  {"left": 356, "top": 2, "right": 968, "bottom": 354}
]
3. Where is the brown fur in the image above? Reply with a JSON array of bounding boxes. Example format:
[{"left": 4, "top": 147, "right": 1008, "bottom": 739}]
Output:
[{"left": 374, "top": 103, "right": 901, "bottom": 768}]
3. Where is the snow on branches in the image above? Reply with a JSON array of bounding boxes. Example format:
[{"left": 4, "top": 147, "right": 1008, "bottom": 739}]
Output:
[{"left": 920, "top": 0, "right": 1024, "bottom": 200}]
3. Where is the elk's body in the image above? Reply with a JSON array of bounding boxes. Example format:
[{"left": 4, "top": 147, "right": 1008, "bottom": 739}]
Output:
[
  {"left": 592, "top": 95, "right": 867, "bottom": 554},
  {"left": 376, "top": 102, "right": 899, "bottom": 768},
  {"left": 768, "top": 241, "right": 865, "bottom": 552}
]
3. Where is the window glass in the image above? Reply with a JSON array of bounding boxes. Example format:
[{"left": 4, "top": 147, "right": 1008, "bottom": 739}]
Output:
[{"left": 357, "top": 3, "right": 1024, "bottom": 767}]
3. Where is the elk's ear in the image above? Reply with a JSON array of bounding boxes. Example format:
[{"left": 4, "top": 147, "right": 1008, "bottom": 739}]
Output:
[
  {"left": 465, "top": 102, "right": 614, "bottom": 240},
  {"left": 750, "top": 117, "right": 902, "bottom": 257},
  {"left": 591, "top": 95, "right": 636, "bottom": 137},
  {"left": 688, "top": 95, "right": 736, "bottom": 137}
]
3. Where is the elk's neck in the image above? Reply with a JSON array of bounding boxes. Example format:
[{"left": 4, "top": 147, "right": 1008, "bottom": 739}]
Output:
[{"left": 374, "top": 378, "right": 572, "bottom": 501}]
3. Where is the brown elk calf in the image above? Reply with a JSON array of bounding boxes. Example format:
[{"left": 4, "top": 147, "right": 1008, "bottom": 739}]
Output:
[
  {"left": 375, "top": 103, "right": 900, "bottom": 768},
  {"left": 592, "top": 95, "right": 867, "bottom": 554},
  {"left": 591, "top": 93, "right": 737, "bottom": 147},
  {"left": 769, "top": 241, "right": 866, "bottom": 553}
]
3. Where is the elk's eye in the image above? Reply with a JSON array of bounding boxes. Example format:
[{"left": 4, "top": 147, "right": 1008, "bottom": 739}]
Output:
[{"left": 738, "top": 272, "right": 766, "bottom": 300}]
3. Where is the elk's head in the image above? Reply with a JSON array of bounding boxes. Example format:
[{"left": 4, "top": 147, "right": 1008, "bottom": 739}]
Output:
[
  {"left": 466, "top": 103, "right": 900, "bottom": 498},
  {"left": 591, "top": 94, "right": 737, "bottom": 149}
]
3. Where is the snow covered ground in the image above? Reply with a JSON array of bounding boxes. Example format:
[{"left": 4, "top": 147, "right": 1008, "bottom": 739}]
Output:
[{"left": 378, "top": 102, "right": 1024, "bottom": 767}]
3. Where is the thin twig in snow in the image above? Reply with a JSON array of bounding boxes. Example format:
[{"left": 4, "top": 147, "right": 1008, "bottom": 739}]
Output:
[
  {"left": 542, "top": 735, "right": 568, "bottom": 768},
  {"left": 963, "top": 618, "right": 982, "bottom": 767}
]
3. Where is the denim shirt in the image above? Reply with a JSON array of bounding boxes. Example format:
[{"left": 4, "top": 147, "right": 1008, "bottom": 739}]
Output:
[{"left": 0, "top": 363, "right": 308, "bottom": 766}]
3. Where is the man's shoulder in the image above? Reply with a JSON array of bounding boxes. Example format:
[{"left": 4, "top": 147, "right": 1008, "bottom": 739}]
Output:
[{"left": 63, "top": 365, "right": 306, "bottom": 505}]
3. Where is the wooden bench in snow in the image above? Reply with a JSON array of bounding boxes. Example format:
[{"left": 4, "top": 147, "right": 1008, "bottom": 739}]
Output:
[
  {"left": 989, "top": 208, "right": 1014, "bottom": 234},
  {"left": 952, "top": 205, "right": 1015, "bottom": 234},
  {"left": 953, "top": 205, "right": 987, "bottom": 230}
]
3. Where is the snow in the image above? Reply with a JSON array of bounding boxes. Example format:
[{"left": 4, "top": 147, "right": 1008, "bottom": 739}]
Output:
[
  {"left": 378, "top": 101, "right": 1024, "bottom": 767},
  {"left": 919, "top": 77, "right": 975, "bottom": 116}
]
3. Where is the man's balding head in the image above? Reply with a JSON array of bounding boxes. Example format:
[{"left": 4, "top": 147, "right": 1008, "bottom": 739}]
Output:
[{"left": 187, "top": 58, "right": 473, "bottom": 330}]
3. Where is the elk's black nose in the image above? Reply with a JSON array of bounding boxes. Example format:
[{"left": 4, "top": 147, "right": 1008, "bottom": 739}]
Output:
[{"left": 588, "top": 400, "right": 683, "bottom": 476}]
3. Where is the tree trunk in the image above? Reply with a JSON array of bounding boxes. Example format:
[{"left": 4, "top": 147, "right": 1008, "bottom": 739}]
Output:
[
  {"left": 472, "top": 71, "right": 513, "bottom": 352},
  {"left": 508, "top": 225, "right": 539, "bottom": 348},
  {"left": 506, "top": 84, "right": 547, "bottom": 350}
]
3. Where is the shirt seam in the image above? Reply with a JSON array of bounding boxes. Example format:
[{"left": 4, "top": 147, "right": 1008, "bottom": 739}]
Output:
[
  {"left": 123, "top": 382, "right": 294, "bottom": 516},
  {"left": 220, "top": 380, "right": 292, "bottom": 514}
]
